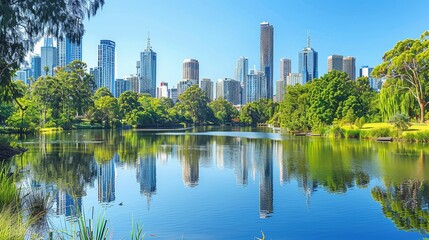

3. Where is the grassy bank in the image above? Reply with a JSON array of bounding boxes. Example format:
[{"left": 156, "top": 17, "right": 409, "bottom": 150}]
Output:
[{"left": 329, "top": 123, "right": 429, "bottom": 142}]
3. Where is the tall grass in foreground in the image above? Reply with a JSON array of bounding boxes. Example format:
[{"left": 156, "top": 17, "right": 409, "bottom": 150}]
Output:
[
  {"left": 0, "top": 166, "right": 20, "bottom": 211},
  {"left": 0, "top": 208, "right": 28, "bottom": 240}
]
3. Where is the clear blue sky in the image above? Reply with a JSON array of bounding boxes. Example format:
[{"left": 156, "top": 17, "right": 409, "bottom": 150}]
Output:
[{"left": 77, "top": 0, "right": 428, "bottom": 87}]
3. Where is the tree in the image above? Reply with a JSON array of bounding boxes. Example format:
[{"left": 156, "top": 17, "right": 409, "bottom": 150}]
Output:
[
  {"left": 373, "top": 31, "right": 429, "bottom": 123},
  {"left": 93, "top": 96, "right": 119, "bottom": 127},
  {"left": 0, "top": 0, "right": 104, "bottom": 102},
  {"left": 118, "top": 91, "right": 140, "bottom": 123},
  {"left": 209, "top": 98, "right": 238, "bottom": 124},
  {"left": 177, "top": 85, "right": 211, "bottom": 124},
  {"left": 389, "top": 112, "right": 412, "bottom": 131},
  {"left": 240, "top": 98, "right": 277, "bottom": 125}
]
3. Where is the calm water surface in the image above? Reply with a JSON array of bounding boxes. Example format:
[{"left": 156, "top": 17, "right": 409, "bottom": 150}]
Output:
[{"left": 11, "top": 127, "right": 429, "bottom": 239}]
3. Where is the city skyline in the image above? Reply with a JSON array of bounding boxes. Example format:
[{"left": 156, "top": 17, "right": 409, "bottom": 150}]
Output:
[{"left": 27, "top": 1, "right": 429, "bottom": 91}]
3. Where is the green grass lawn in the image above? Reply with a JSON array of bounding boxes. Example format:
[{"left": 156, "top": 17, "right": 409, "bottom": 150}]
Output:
[{"left": 342, "top": 122, "right": 429, "bottom": 133}]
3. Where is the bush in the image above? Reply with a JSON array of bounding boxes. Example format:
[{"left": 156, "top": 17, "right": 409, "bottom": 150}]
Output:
[
  {"left": 403, "top": 131, "right": 429, "bottom": 142},
  {"left": 368, "top": 127, "right": 393, "bottom": 138},
  {"left": 354, "top": 117, "right": 365, "bottom": 129},
  {"left": 327, "top": 125, "right": 345, "bottom": 138},
  {"left": 389, "top": 112, "right": 411, "bottom": 131},
  {"left": 345, "top": 129, "right": 362, "bottom": 139}
]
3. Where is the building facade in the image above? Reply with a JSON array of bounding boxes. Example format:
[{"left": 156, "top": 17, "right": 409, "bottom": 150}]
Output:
[
  {"left": 200, "top": 78, "right": 213, "bottom": 101},
  {"left": 245, "top": 69, "right": 265, "bottom": 104},
  {"left": 31, "top": 55, "right": 41, "bottom": 80},
  {"left": 124, "top": 75, "right": 139, "bottom": 93},
  {"left": 114, "top": 78, "right": 130, "bottom": 98},
  {"left": 327, "top": 55, "right": 343, "bottom": 72},
  {"left": 97, "top": 40, "right": 116, "bottom": 96},
  {"left": 280, "top": 58, "right": 291, "bottom": 82},
  {"left": 359, "top": 66, "right": 380, "bottom": 90},
  {"left": 287, "top": 73, "right": 303, "bottom": 86},
  {"left": 41, "top": 37, "right": 58, "bottom": 76},
  {"left": 343, "top": 56, "right": 356, "bottom": 80},
  {"left": 156, "top": 82, "right": 168, "bottom": 98},
  {"left": 276, "top": 80, "right": 285, "bottom": 102},
  {"left": 216, "top": 78, "right": 241, "bottom": 105},
  {"left": 140, "top": 36, "right": 157, "bottom": 96},
  {"left": 298, "top": 35, "right": 318, "bottom": 83},
  {"left": 235, "top": 56, "right": 248, "bottom": 83},
  {"left": 58, "top": 36, "right": 82, "bottom": 67},
  {"left": 182, "top": 59, "right": 199, "bottom": 83},
  {"left": 168, "top": 87, "right": 178, "bottom": 103},
  {"left": 260, "top": 22, "right": 274, "bottom": 99}
]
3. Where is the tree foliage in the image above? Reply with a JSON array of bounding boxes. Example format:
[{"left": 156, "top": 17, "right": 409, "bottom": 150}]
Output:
[
  {"left": 177, "top": 85, "right": 211, "bottom": 124},
  {"left": 209, "top": 98, "right": 238, "bottom": 124},
  {"left": 373, "top": 31, "right": 429, "bottom": 122}
]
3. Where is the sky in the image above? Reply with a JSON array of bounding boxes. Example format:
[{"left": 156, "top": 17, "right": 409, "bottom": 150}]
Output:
[{"left": 34, "top": 0, "right": 429, "bottom": 89}]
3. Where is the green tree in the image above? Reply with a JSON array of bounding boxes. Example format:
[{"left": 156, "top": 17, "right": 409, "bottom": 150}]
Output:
[
  {"left": 93, "top": 96, "right": 119, "bottom": 127},
  {"left": 93, "top": 87, "right": 114, "bottom": 100},
  {"left": 209, "top": 98, "right": 238, "bottom": 124},
  {"left": 118, "top": 91, "right": 140, "bottom": 123},
  {"left": 373, "top": 31, "right": 429, "bottom": 123},
  {"left": 240, "top": 98, "right": 277, "bottom": 125},
  {"left": 177, "top": 85, "right": 211, "bottom": 124},
  {"left": 389, "top": 112, "right": 412, "bottom": 131},
  {"left": 0, "top": 0, "right": 104, "bottom": 102}
]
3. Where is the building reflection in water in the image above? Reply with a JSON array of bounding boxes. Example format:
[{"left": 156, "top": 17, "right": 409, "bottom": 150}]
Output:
[
  {"left": 55, "top": 190, "right": 82, "bottom": 218},
  {"left": 257, "top": 140, "right": 274, "bottom": 218},
  {"left": 136, "top": 155, "right": 157, "bottom": 204},
  {"left": 97, "top": 155, "right": 116, "bottom": 203},
  {"left": 182, "top": 157, "right": 199, "bottom": 187},
  {"left": 235, "top": 139, "right": 248, "bottom": 186}
]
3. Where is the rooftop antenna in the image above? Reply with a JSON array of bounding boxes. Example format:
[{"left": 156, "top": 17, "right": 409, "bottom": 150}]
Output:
[
  {"left": 307, "top": 30, "right": 311, "bottom": 48},
  {"left": 146, "top": 32, "right": 151, "bottom": 51}
]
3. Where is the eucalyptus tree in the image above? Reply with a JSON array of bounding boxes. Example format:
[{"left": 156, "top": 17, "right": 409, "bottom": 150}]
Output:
[{"left": 373, "top": 31, "right": 429, "bottom": 122}]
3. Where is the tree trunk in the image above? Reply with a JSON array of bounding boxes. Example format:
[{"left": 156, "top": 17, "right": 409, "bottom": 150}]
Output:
[{"left": 419, "top": 99, "right": 425, "bottom": 123}]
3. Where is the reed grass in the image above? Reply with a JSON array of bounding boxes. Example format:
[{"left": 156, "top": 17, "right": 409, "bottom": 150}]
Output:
[{"left": 0, "top": 167, "right": 19, "bottom": 211}]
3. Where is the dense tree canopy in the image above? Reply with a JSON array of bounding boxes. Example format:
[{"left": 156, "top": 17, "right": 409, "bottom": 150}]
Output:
[{"left": 373, "top": 31, "right": 429, "bottom": 122}]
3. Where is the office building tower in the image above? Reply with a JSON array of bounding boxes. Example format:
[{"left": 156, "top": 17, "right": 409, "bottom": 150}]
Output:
[
  {"left": 235, "top": 56, "right": 248, "bottom": 83},
  {"left": 343, "top": 56, "right": 356, "bottom": 80},
  {"left": 298, "top": 34, "right": 318, "bottom": 83},
  {"left": 31, "top": 55, "right": 41, "bottom": 80},
  {"left": 124, "top": 75, "right": 139, "bottom": 93},
  {"left": 260, "top": 22, "right": 274, "bottom": 99},
  {"left": 156, "top": 82, "right": 168, "bottom": 98},
  {"left": 360, "top": 66, "right": 379, "bottom": 90},
  {"left": 115, "top": 78, "right": 130, "bottom": 98},
  {"left": 168, "top": 87, "right": 178, "bottom": 103},
  {"left": 216, "top": 78, "right": 241, "bottom": 105},
  {"left": 98, "top": 158, "right": 116, "bottom": 203},
  {"left": 13, "top": 70, "right": 27, "bottom": 84},
  {"left": 41, "top": 37, "right": 58, "bottom": 76},
  {"left": 58, "top": 36, "right": 82, "bottom": 67},
  {"left": 327, "top": 55, "right": 343, "bottom": 72},
  {"left": 182, "top": 59, "right": 199, "bottom": 83},
  {"left": 140, "top": 35, "right": 157, "bottom": 96},
  {"left": 200, "top": 78, "right": 213, "bottom": 101},
  {"left": 287, "top": 73, "right": 303, "bottom": 86},
  {"left": 276, "top": 79, "right": 285, "bottom": 102},
  {"left": 280, "top": 58, "right": 291, "bottom": 82},
  {"left": 90, "top": 67, "right": 100, "bottom": 92},
  {"left": 245, "top": 68, "right": 265, "bottom": 104},
  {"left": 98, "top": 40, "right": 115, "bottom": 95}
]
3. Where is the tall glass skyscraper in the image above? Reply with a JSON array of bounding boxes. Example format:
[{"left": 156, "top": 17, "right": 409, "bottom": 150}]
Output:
[
  {"left": 140, "top": 35, "right": 157, "bottom": 96},
  {"left": 41, "top": 37, "right": 58, "bottom": 76},
  {"left": 260, "top": 22, "right": 274, "bottom": 99},
  {"left": 298, "top": 35, "right": 318, "bottom": 84},
  {"left": 235, "top": 56, "right": 248, "bottom": 83},
  {"left": 98, "top": 40, "right": 115, "bottom": 95},
  {"left": 31, "top": 55, "right": 41, "bottom": 80},
  {"left": 58, "top": 36, "right": 82, "bottom": 67},
  {"left": 182, "top": 59, "right": 199, "bottom": 83}
]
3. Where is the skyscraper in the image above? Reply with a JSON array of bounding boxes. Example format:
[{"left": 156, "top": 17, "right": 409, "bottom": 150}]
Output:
[
  {"left": 327, "top": 55, "right": 343, "bottom": 72},
  {"left": 90, "top": 67, "right": 100, "bottom": 91},
  {"left": 276, "top": 80, "right": 285, "bottom": 102},
  {"left": 31, "top": 55, "right": 41, "bottom": 80},
  {"left": 280, "top": 58, "right": 291, "bottom": 82},
  {"left": 58, "top": 36, "right": 82, "bottom": 67},
  {"left": 298, "top": 34, "right": 318, "bottom": 83},
  {"left": 41, "top": 37, "right": 58, "bottom": 76},
  {"left": 97, "top": 40, "right": 115, "bottom": 95},
  {"left": 156, "top": 82, "right": 168, "bottom": 98},
  {"left": 124, "top": 75, "right": 139, "bottom": 93},
  {"left": 115, "top": 78, "right": 130, "bottom": 98},
  {"left": 287, "top": 73, "right": 303, "bottom": 86},
  {"left": 245, "top": 68, "right": 265, "bottom": 104},
  {"left": 343, "top": 56, "right": 356, "bottom": 80},
  {"left": 360, "top": 66, "right": 379, "bottom": 90},
  {"left": 260, "top": 22, "right": 274, "bottom": 99},
  {"left": 140, "top": 35, "right": 157, "bottom": 96},
  {"left": 183, "top": 59, "right": 199, "bottom": 83},
  {"left": 235, "top": 56, "right": 248, "bottom": 83},
  {"left": 216, "top": 78, "right": 241, "bottom": 105},
  {"left": 200, "top": 78, "right": 213, "bottom": 101}
]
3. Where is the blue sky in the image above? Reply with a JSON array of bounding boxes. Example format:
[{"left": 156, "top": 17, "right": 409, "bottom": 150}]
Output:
[{"left": 58, "top": 0, "right": 429, "bottom": 87}]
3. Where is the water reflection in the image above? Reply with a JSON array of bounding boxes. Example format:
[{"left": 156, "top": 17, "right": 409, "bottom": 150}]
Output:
[{"left": 12, "top": 129, "right": 429, "bottom": 235}]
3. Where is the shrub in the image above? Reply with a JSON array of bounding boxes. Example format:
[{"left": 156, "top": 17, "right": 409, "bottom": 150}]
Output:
[
  {"left": 368, "top": 127, "right": 393, "bottom": 138},
  {"left": 355, "top": 117, "right": 365, "bottom": 129},
  {"left": 389, "top": 112, "right": 411, "bottom": 131},
  {"left": 0, "top": 167, "right": 19, "bottom": 211},
  {"left": 327, "top": 125, "right": 345, "bottom": 138},
  {"left": 345, "top": 129, "right": 361, "bottom": 139}
]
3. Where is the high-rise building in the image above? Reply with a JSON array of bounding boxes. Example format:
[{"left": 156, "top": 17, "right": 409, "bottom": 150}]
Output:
[
  {"left": 115, "top": 78, "right": 130, "bottom": 98},
  {"left": 280, "top": 58, "right": 291, "bottom": 82},
  {"left": 156, "top": 82, "right": 168, "bottom": 98},
  {"left": 216, "top": 78, "right": 241, "bottom": 105},
  {"left": 200, "top": 78, "right": 213, "bottom": 101},
  {"left": 360, "top": 66, "right": 380, "bottom": 90},
  {"left": 41, "top": 37, "right": 58, "bottom": 76},
  {"left": 58, "top": 36, "right": 82, "bottom": 67},
  {"left": 245, "top": 68, "right": 265, "bottom": 104},
  {"left": 298, "top": 34, "right": 318, "bottom": 83},
  {"left": 260, "top": 22, "right": 274, "bottom": 99},
  {"left": 182, "top": 59, "right": 199, "bottom": 83},
  {"left": 276, "top": 80, "right": 285, "bottom": 102},
  {"left": 90, "top": 67, "right": 100, "bottom": 92},
  {"left": 168, "top": 87, "right": 178, "bottom": 103},
  {"left": 13, "top": 70, "right": 28, "bottom": 84},
  {"left": 235, "top": 56, "right": 248, "bottom": 83},
  {"left": 327, "top": 55, "right": 343, "bottom": 72},
  {"left": 31, "top": 55, "right": 41, "bottom": 80},
  {"left": 124, "top": 75, "right": 139, "bottom": 93},
  {"left": 140, "top": 35, "right": 157, "bottom": 96},
  {"left": 343, "top": 56, "right": 356, "bottom": 80},
  {"left": 98, "top": 40, "right": 115, "bottom": 95},
  {"left": 287, "top": 73, "right": 303, "bottom": 86}
]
